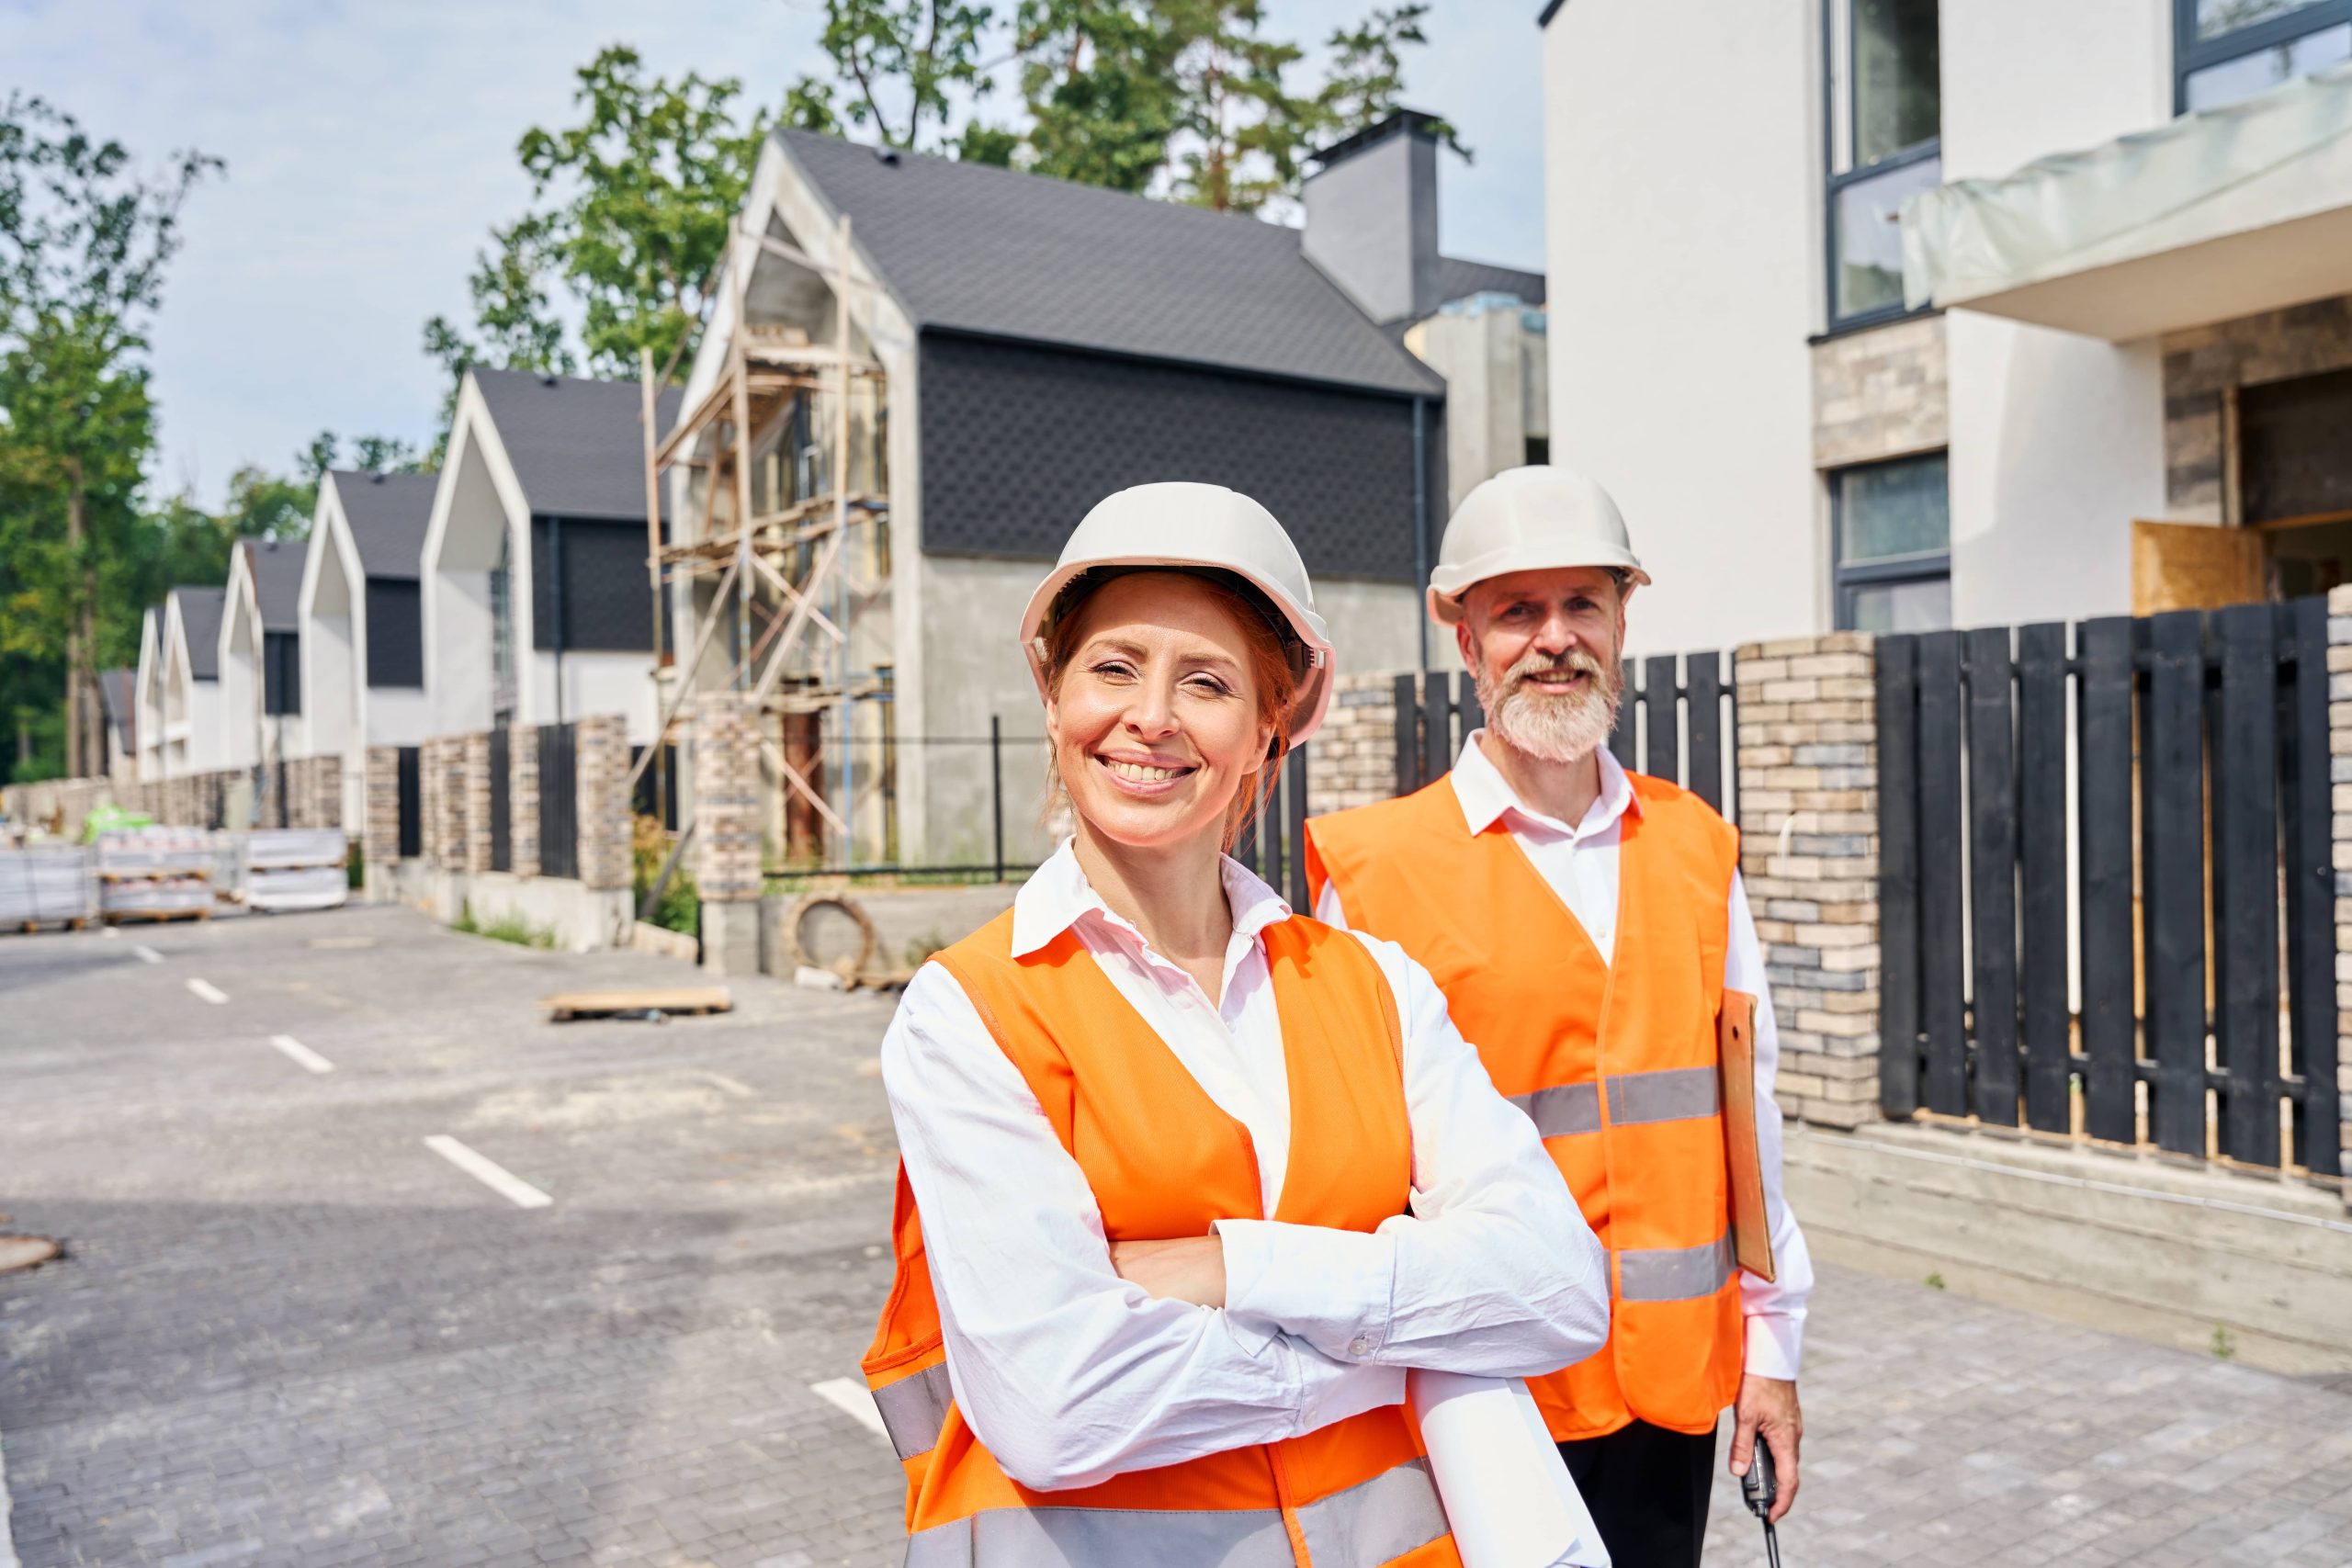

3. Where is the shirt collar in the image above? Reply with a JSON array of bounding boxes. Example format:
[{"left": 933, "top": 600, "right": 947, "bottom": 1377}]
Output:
[
  {"left": 1010, "top": 838, "right": 1294, "bottom": 959},
  {"left": 1449, "top": 728, "right": 1640, "bottom": 840}
]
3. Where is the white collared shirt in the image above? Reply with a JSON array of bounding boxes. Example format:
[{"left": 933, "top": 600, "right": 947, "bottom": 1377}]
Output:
[
  {"left": 880, "top": 841, "right": 1611, "bottom": 1492},
  {"left": 1316, "top": 735, "right": 1815, "bottom": 1381}
]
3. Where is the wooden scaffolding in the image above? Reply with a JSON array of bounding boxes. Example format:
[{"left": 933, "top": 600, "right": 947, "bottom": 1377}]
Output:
[{"left": 632, "top": 211, "right": 891, "bottom": 873}]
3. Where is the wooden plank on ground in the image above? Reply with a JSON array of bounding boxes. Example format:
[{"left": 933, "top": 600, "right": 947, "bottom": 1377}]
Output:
[{"left": 543, "top": 987, "right": 733, "bottom": 1021}]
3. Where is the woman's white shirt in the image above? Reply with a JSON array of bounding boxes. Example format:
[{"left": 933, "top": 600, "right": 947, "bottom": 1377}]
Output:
[{"left": 880, "top": 841, "right": 1610, "bottom": 1493}]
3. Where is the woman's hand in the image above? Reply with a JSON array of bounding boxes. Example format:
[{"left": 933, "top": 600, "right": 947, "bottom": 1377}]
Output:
[{"left": 1109, "top": 1237, "right": 1227, "bottom": 1308}]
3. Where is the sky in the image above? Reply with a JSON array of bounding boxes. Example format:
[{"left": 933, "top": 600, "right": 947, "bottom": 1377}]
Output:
[{"left": 0, "top": 0, "right": 1548, "bottom": 510}]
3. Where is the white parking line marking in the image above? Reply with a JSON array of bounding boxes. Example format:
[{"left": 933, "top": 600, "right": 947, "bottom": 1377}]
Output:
[
  {"left": 101, "top": 926, "right": 119, "bottom": 939},
  {"left": 187, "top": 978, "right": 229, "bottom": 1005},
  {"left": 423, "top": 1135, "right": 552, "bottom": 1209},
  {"left": 810, "top": 1378, "right": 890, "bottom": 1441},
  {"left": 133, "top": 944, "right": 163, "bottom": 964},
  {"left": 267, "top": 1034, "right": 335, "bottom": 1074}
]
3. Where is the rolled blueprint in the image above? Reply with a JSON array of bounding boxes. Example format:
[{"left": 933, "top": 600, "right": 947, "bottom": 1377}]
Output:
[{"left": 1408, "top": 1371, "right": 1610, "bottom": 1568}]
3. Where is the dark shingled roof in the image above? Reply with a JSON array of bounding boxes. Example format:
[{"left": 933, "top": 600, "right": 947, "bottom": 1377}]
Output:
[
  {"left": 245, "top": 538, "right": 307, "bottom": 632},
  {"left": 775, "top": 129, "right": 1444, "bottom": 399},
  {"left": 173, "top": 586, "right": 226, "bottom": 681},
  {"left": 1435, "top": 256, "right": 1546, "bottom": 310},
  {"left": 99, "top": 668, "right": 134, "bottom": 748},
  {"left": 472, "top": 369, "right": 685, "bottom": 522},
  {"left": 334, "top": 469, "right": 439, "bottom": 581}
]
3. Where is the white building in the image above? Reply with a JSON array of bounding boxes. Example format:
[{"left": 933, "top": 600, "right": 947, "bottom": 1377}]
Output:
[
  {"left": 299, "top": 468, "right": 438, "bottom": 825},
  {"left": 1540, "top": 0, "right": 2352, "bottom": 654},
  {"left": 420, "top": 369, "right": 680, "bottom": 742},
  {"left": 220, "top": 537, "right": 308, "bottom": 774},
  {"left": 143, "top": 585, "right": 230, "bottom": 777}
]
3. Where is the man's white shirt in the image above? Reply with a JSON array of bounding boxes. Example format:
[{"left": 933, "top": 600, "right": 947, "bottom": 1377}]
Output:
[{"left": 1315, "top": 733, "right": 1815, "bottom": 1382}]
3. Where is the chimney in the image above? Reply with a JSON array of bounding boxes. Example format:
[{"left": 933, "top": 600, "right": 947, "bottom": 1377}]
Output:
[{"left": 1302, "top": 109, "right": 1442, "bottom": 325}]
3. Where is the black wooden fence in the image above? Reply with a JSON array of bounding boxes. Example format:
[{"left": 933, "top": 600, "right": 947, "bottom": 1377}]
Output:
[
  {"left": 1877, "top": 603, "right": 2341, "bottom": 1178},
  {"left": 1393, "top": 654, "right": 1735, "bottom": 810},
  {"left": 395, "top": 746, "right": 423, "bottom": 860},
  {"left": 1233, "top": 747, "right": 1312, "bottom": 912},
  {"left": 488, "top": 725, "right": 513, "bottom": 873},
  {"left": 537, "top": 722, "right": 578, "bottom": 881}
]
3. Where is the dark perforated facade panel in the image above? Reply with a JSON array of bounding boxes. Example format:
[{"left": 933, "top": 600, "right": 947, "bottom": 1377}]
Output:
[
  {"left": 365, "top": 580, "right": 424, "bottom": 688},
  {"left": 264, "top": 630, "right": 301, "bottom": 715},
  {"left": 917, "top": 333, "right": 1442, "bottom": 582},
  {"left": 531, "top": 516, "right": 656, "bottom": 653}
]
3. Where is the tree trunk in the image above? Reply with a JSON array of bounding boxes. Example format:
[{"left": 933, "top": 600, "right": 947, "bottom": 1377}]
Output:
[{"left": 64, "top": 482, "right": 85, "bottom": 779}]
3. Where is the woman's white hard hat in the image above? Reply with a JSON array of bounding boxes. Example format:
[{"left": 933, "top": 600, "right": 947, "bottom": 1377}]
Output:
[
  {"left": 1427, "top": 464, "right": 1651, "bottom": 626},
  {"left": 1018, "top": 482, "right": 1337, "bottom": 748}
]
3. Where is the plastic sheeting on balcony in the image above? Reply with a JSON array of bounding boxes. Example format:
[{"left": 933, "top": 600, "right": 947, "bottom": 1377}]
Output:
[{"left": 1901, "top": 60, "right": 2352, "bottom": 341}]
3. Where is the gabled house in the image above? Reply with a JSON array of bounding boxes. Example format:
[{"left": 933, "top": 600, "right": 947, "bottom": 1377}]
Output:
[
  {"left": 134, "top": 608, "right": 164, "bottom": 781},
  {"left": 154, "top": 585, "right": 229, "bottom": 777},
  {"left": 672, "top": 112, "right": 1533, "bottom": 863},
  {"left": 97, "top": 668, "right": 137, "bottom": 784},
  {"left": 300, "top": 468, "right": 438, "bottom": 820},
  {"left": 221, "top": 537, "right": 307, "bottom": 772},
  {"left": 421, "top": 369, "right": 681, "bottom": 741}
]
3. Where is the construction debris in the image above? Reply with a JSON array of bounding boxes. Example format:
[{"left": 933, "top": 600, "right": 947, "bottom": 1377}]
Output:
[{"left": 542, "top": 987, "right": 733, "bottom": 1022}]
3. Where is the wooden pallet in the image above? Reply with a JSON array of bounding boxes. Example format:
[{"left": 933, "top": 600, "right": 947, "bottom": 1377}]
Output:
[
  {"left": 103, "top": 906, "right": 212, "bottom": 925},
  {"left": 14, "top": 917, "right": 92, "bottom": 933},
  {"left": 542, "top": 987, "right": 732, "bottom": 1021}
]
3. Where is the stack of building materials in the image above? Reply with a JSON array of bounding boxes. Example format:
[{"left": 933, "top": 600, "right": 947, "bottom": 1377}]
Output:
[
  {"left": 246, "top": 829, "right": 348, "bottom": 913},
  {"left": 95, "top": 829, "right": 218, "bottom": 921},
  {"left": 0, "top": 845, "right": 97, "bottom": 931}
]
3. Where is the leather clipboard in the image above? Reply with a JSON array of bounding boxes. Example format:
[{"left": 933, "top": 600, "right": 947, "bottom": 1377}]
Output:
[{"left": 1717, "top": 990, "right": 1776, "bottom": 1283}]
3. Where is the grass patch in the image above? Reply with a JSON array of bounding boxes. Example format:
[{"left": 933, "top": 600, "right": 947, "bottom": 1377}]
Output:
[{"left": 452, "top": 901, "right": 559, "bottom": 950}]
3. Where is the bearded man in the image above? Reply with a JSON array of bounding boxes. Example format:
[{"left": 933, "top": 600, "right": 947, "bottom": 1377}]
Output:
[{"left": 1304, "top": 465, "right": 1811, "bottom": 1567}]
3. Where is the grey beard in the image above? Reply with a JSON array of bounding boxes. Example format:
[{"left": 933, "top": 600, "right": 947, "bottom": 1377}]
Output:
[{"left": 1474, "top": 649, "right": 1623, "bottom": 765}]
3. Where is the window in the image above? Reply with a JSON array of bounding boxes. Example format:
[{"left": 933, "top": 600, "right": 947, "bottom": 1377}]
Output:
[
  {"left": 364, "top": 580, "right": 424, "bottom": 689},
  {"left": 1825, "top": 0, "right": 1942, "bottom": 329},
  {"left": 2176, "top": 0, "right": 2352, "bottom": 111},
  {"left": 263, "top": 630, "right": 300, "bottom": 716},
  {"left": 1833, "top": 452, "right": 1951, "bottom": 631}
]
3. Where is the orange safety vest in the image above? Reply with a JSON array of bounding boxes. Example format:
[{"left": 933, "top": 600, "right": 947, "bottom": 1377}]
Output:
[
  {"left": 1306, "top": 771, "right": 1744, "bottom": 1442},
  {"left": 861, "top": 909, "right": 1462, "bottom": 1567}
]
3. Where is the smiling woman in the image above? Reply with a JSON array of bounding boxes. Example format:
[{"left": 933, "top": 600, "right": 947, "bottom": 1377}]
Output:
[{"left": 854, "top": 481, "right": 1614, "bottom": 1566}]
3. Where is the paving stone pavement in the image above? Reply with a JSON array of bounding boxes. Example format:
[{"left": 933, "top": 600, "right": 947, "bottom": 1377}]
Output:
[{"left": 3, "top": 905, "right": 2350, "bottom": 1567}]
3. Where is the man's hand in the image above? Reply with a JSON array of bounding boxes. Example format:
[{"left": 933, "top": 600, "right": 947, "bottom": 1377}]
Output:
[
  {"left": 1729, "top": 1374, "right": 1802, "bottom": 1524},
  {"left": 1109, "top": 1237, "right": 1227, "bottom": 1308}
]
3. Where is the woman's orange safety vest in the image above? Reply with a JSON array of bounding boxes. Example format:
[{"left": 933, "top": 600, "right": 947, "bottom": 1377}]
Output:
[
  {"left": 1306, "top": 773, "right": 1744, "bottom": 1442},
  {"left": 861, "top": 908, "right": 1462, "bottom": 1567}
]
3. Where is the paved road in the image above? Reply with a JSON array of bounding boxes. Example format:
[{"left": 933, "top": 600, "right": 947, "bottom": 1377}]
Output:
[{"left": 4, "top": 906, "right": 2351, "bottom": 1567}]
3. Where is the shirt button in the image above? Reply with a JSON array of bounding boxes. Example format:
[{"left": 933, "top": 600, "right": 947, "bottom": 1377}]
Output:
[{"left": 1349, "top": 1336, "right": 1373, "bottom": 1358}]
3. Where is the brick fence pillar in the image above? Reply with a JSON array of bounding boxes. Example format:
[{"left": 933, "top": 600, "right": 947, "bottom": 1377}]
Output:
[
  {"left": 692, "top": 694, "right": 764, "bottom": 902},
  {"left": 2329, "top": 586, "right": 2352, "bottom": 1205},
  {"left": 1734, "top": 634, "right": 1883, "bottom": 1130},
  {"left": 365, "top": 746, "right": 401, "bottom": 872},
  {"left": 574, "top": 715, "right": 633, "bottom": 890},
  {"left": 460, "top": 731, "right": 493, "bottom": 874},
  {"left": 510, "top": 724, "right": 541, "bottom": 879},
  {"left": 424, "top": 736, "right": 465, "bottom": 871},
  {"left": 1306, "top": 671, "right": 1408, "bottom": 815}
]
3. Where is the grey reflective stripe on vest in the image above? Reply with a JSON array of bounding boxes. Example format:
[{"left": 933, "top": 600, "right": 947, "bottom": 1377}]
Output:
[
  {"left": 1605, "top": 1065, "right": 1720, "bottom": 1126},
  {"left": 900, "top": 1455, "right": 1448, "bottom": 1567},
  {"left": 1513, "top": 1066, "right": 1719, "bottom": 1139},
  {"left": 1296, "top": 1457, "right": 1449, "bottom": 1566},
  {"left": 1617, "top": 1232, "right": 1735, "bottom": 1303},
  {"left": 1511, "top": 1081, "right": 1601, "bottom": 1138},
  {"left": 872, "top": 1362, "right": 955, "bottom": 1461},
  {"left": 903, "top": 1503, "right": 1294, "bottom": 1567}
]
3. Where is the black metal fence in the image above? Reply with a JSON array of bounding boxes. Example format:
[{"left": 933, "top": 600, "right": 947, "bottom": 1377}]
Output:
[
  {"left": 1877, "top": 603, "right": 2341, "bottom": 1178},
  {"left": 488, "top": 725, "right": 513, "bottom": 873},
  {"left": 1234, "top": 746, "right": 1313, "bottom": 911},
  {"left": 537, "top": 722, "right": 578, "bottom": 881},
  {"left": 396, "top": 746, "right": 422, "bottom": 860},
  {"left": 1392, "top": 653, "right": 1735, "bottom": 812}
]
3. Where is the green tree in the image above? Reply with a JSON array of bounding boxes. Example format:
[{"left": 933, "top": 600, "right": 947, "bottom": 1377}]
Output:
[
  {"left": 1013, "top": 0, "right": 1187, "bottom": 191},
  {"left": 1315, "top": 5, "right": 1467, "bottom": 159},
  {"left": 425, "top": 47, "right": 768, "bottom": 397},
  {"left": 788, "top": 0, "right": 1001, "bottom": 152},
  {"left": 0, "top": 91, "right": 218, "bottom": 781}
]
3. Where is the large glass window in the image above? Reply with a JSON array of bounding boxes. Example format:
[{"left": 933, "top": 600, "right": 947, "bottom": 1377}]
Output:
[
  {"left": 1826, "top": 0, "right": 1942, "bottom": 329},
  {"left": 2176, "top": 0, "right": 2352, "bottom": 111},
  {"left": 1834, "top": 452, "right": 1951, "bottom": 632}
]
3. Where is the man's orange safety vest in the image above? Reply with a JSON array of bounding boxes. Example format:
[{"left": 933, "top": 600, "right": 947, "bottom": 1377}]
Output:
[
  {"left": 861, "top": 908, "right": 1462, "bottom": 1566},
  {"left": 1306, "top": 771, "right": 1744, "bottom": 1442}
]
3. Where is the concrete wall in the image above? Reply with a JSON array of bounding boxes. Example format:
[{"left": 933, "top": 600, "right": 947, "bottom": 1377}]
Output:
[
  {"left": 526, "top": 649, "right": 659, "bottom": 745},
  {"left": 1543, "top": 0, "right": 1825, "bottom": 658},
  {"left": 383, "top": 861, "right": 633, "bottom": 953},
  {"left": 429, "top": 570, "right": 496, "bottom": 735},
  {"left": 1407, "top": 300, "right": 1550, "bottom": 513}
]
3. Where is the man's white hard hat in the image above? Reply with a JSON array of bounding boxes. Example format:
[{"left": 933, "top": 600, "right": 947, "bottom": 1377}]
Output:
[
  {"left": 1427, "top": 464, "right": 1651, "bottom": 626},
  {"left": 1018, "top": 482, "right": 1337, "bottom": 748}
]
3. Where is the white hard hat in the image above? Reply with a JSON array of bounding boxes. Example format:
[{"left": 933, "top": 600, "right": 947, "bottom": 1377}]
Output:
[
  {"left": 1018, "top": 482, "right": 1337, "bottom": 748},
  {"left": 1427, "top": 464, "right": 1650, "bottom": 625}
]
